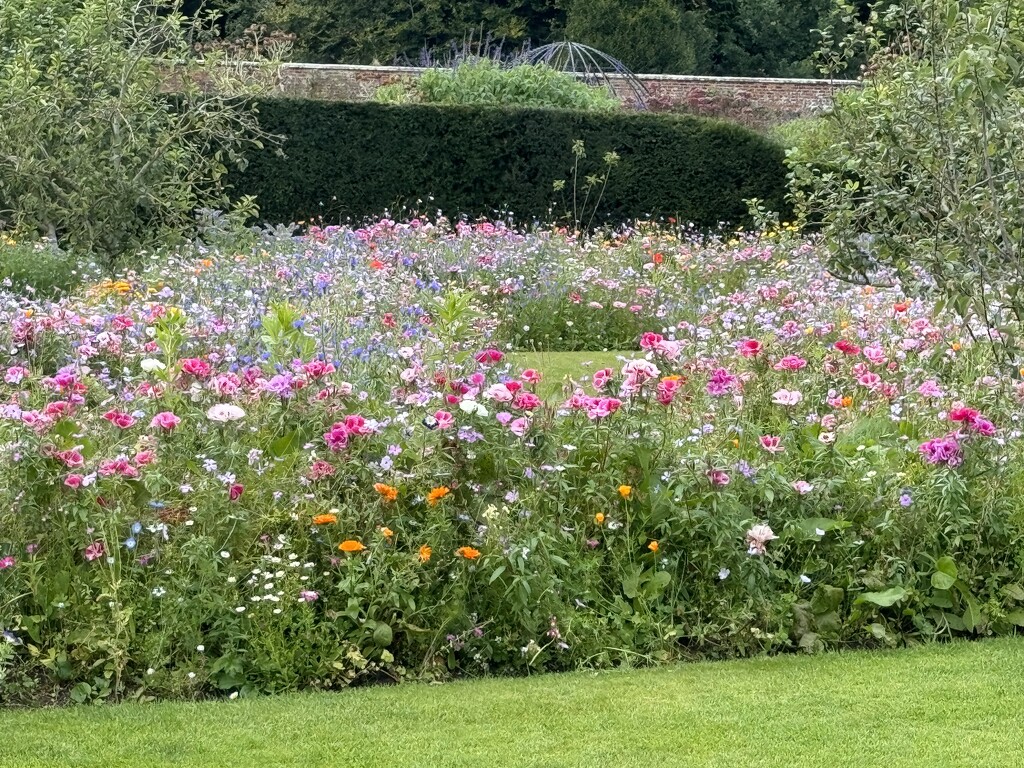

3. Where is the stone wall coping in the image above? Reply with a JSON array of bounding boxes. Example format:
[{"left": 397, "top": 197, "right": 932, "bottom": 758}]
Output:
[{"left": 276, "top": 62, "right": 859, "bottom": 87}]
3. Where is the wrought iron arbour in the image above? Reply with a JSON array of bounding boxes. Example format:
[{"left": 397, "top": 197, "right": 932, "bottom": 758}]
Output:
[{"left": 517, "top": 42, "right": 650, "bottom": 108}]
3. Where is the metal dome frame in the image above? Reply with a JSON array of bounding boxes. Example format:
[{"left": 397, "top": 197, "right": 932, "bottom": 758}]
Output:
[{"left": 516, "top": 42, "right": 650, "bottom": 108}]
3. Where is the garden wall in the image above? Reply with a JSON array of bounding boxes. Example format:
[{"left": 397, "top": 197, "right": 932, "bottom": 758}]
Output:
[
  {"left": 274, "top": 63, "right": 858, "bottom": 125},
  {"left": 231, "top": 99, "right": 790, "bottom": 227}
]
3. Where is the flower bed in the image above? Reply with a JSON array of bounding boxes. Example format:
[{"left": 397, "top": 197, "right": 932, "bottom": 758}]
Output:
[{"left": 1, "top": 219, "right": 1022, "bottom": 703}]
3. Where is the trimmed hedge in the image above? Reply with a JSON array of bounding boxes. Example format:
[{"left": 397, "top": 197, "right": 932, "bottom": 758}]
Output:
[{"left": 230, "top": 99, "right": 790, "bottom": 227}]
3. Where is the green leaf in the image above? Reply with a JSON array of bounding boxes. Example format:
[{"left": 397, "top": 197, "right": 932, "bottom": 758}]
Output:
[
  {"left": 489, "top": 565, "right": 507, "bottom": 584},
  {"left": 1001, "top": 584, "right": 1024, "bottom": 601},
  {"left": 931, "top": 571, "right": 956, "bottom": 591},
  {"left": 69, "top": 682, "right": 91, "bottom": 703},
  {"left": 372, "top": 623, "right": 393, "bottom": 648},
  {"left": 1005, "top": 610, "right": 1024, "bottom": 626},
  {"left": 856, "top": 586, "right": 908, "bottom": 607},
  {"left": 269, "top": 431, "right": 300, "bottom": 458},
  {"left": 935, "top": 556, "right": 958, "bottom": 579},
  {"left": 962, "top": 601, "right": 981, "bottom": 632}
]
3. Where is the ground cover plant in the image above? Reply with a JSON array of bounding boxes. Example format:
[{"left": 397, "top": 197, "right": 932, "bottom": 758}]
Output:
[{"left": 2, "top": 217, "right": 1024, "bottom": 704}]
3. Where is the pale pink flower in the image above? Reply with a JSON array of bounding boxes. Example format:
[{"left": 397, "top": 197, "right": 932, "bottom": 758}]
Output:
[
  {"left": 792, "top": 480, "right": 814, "bottom": 495},
  {"left": 759, "top": 435, "right": 784, "bottom": 453},
  {"left": 771, "top": 388, "right": 803, "bottom": 406},
  {"left": 746, "top": 524, "right": 778, "bottom": 556}
]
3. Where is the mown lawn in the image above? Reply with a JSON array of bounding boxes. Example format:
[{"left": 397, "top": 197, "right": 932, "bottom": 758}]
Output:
[
  {"left": 508, "top": 350, "right": 626, "bottom": 399},
  {"left": 3, "top": 639, "right": 1023, "bottom": 768}
]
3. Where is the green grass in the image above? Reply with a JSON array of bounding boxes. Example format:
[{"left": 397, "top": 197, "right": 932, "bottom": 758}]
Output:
[
  {"left": 3, "top": 639, "right": 1024, "bottom": 767},
  {"left": 508, "top": 350, "right": 628, "bottom": 399}
]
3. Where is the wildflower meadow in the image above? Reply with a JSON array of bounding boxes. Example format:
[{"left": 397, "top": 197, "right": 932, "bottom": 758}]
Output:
[{"left": 2, "top": 218, "right": 1023, "bottom": 704}]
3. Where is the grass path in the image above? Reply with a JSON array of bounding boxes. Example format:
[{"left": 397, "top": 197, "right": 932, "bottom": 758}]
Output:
[
  {"left": 3, "top": 639, "right": 1023, "bottom": 767},
  {"left": 508, "top": 350, "right": 625, "bottom": 399}
]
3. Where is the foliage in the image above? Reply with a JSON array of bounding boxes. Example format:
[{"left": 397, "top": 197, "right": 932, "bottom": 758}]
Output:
[
  {"left": 0, "top": 235, "right": 101, "bottom": 298},
  {"left": 788, "top": 0, "right": 1024, "bottom": 355},
  {"left": 2, "top": 219, "right": 1024, "bottom": 703},
  {"left": 215, "top": 0, "right": 569, "bottom": 65},
  {"left": 374, "top": 60, "right": 620, "bottom": 111},
  {"left": 229, "top": 99, "right": 789, "bottom": 228},
  {"left": 564, "top": 0, "right": 709, "bottom": 74},
  {"left": 0, "top": 0, "right": 274, "bottom": 259},
  {"left": 192, "top": 0, "right": 846, "bottom": 78}
]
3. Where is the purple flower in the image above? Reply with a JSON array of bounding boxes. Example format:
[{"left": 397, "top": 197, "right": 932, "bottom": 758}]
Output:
[
  {"left": 0, "top": 556, "right": 15, "bottom": 569},
  {"left": 299, "top": 590, "right": 319, "bottom": 602},
  {"left": 899, "top": 493, "right": 913, "bottom": 507}
]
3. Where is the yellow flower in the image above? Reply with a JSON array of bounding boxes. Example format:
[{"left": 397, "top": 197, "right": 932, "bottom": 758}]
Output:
[
  {"left": 951, "top": 342, "right": 961, "bottom": 352},
  {"left": 312, "top": 513, "right": 337, "bottom": 525},
  {"left": 594, "top": 512, "right": 605, "bottom": 525},
  {"left": 338, "top": 540, "right": 365, "bottom": 553},
  {"left": 618, "top": 485, "right": 632, "bottom": 499},
  {"left": 456, "top": 546, "right": 481, "bottom": 560},
  {"left": 418, "top": 545, "right": 432, "bottom": 563},
  {"left": 648, "top": 540, "right": 659, "bottom": 553},
  {"left": 427, "top": 486, "right": 451, "bottom": 506},
  {"left": 731, "top": 438, "right": 740, "bottom": 448}
]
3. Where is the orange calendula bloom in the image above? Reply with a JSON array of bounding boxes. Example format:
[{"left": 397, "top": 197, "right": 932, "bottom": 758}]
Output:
[
  {"left": 618, "top": 485, "right": 632, "bottom": 499},
  {"left": 374, "top": 483, "right": 398, "bottom": 502},
  {"left": 380, "top": 526, "right": 394, "bottom": 540},
  {"left": 338, "top": 540, "right": 365, "bottom": 553},
  {"left": 648, "top": 540, "right": 659, "bottom": 553},
  {"left": 456, "top": 546, "right": 481, "bottom": 560},
  {"left": 312, "top": 513, "right": 337, "bottom": 525},
  {"left": 418, "top": 545, "right": 432, "bottom": 563},
  {"left": 841, "top": 396, "right": 854, "bottom": 408},
  {"left": 427, "top": 486, "right": 451, "bottom": 506},
  {"left": 731, "top": 438, "right": 740, "bottom": 448},
  {"left": 594, "top": 512, "right": 605, "bottom": 525},
  {"left": 951, "top": 342, "right": 961, "bottom": 352}
]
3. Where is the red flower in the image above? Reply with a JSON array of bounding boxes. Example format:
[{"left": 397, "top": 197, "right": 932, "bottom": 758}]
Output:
[
  {"left": 738, "top": 339, "right": 762, "bottom": 358},
  {"left": 229, "top": 483, "right": 244, "bottom": 501},
  {"left": 834, "top": 339, "right": 861, "bottom": 356}
]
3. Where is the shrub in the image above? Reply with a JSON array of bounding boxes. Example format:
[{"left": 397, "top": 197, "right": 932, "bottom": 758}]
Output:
[
  {"left": 374, "top": 60, "right": 621, "bottom": 111},
  {"left": 229, "top": 100, "right": 790, "bottom": 228},
  {"left": 0, "top": 235, "right": 98, "bottom": 297}
]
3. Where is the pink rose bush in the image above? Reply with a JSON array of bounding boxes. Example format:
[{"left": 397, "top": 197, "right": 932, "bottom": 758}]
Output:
[{"left": 0, "top": 219, "right": 1022, "bottom": 703}]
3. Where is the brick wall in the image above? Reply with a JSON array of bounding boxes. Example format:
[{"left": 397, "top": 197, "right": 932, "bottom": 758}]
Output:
[{"left": 273, "top": 63, "right": 859, "bottom": 126}]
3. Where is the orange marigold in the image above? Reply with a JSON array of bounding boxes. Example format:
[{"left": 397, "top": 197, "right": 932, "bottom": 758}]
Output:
[
  {"left": 374, "top": 483, "right": 398, "bottom": 502},
  {"left": 841, "top": 396, "right": 853, "bottom": 408},
  {"left": 312, "top": 513, "right": 337, "bottom": 526},
  {"left": 427, "top": 486, "right": 451, "bottom": 506},
  {"left": 648, "top": 540, "right": 659, "bottom": 553},
  {"left": 456, "top": 546, "right": 481, "bottom": 560},
  {"left": 618, "top": 485, "right": 632, "bottom": 499},
  {"left": 418, "top": 545, "right": 432, "bottom": 563},
  {"left": 338, "top": 539, "right": 366, "bottom": 553}
]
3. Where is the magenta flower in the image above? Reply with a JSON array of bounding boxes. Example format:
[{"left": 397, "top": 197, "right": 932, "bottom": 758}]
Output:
[
  {"left": 0, "top": 556, "right": 15, "bottom": 570},
  {"left": 759, "top": 435, "right": 784, "bottom": 453},
  {"left": 919, "top": 435, "right": 962, "bottom": 467},
  {"left": 228, "top": 483, "right": 244, "bottom": 501},
  {"left": 102, "top": 410, "right": 136, "bottom": 429},
  {"left": 83, "top": 540, "right": 105, "bottom": 562},
  {"left": 738, "top": 339, "right": 762, "bottom": 358},
  {"left": 707, "top": 469, "right": 731, "bottom": 486},
  {"left": 150, "top": 411, "right": 181, "bottom": 431},
  {"left": 474, "top": 349, "right": 504, "bottom": 365},
  {"left": 773, "top": 355, "right": 807, "bottom": 371},
  {"left": 434, "top": 410, "right": 455, "bottom": 430}
]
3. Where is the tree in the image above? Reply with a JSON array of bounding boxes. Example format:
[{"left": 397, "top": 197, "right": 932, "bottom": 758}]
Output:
[
  {"left": 790, "top": 0, "right": 1024, "bottom": 352},
  {"left": 0, "top": 0, "right": 275, "bottom": 258},
  {"left": 564, "top": 0, "right": 710, "bottom": 74}
]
